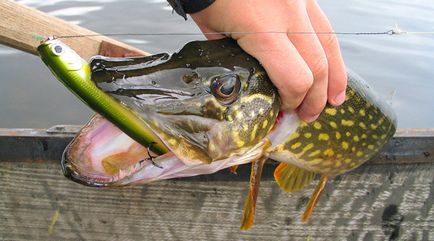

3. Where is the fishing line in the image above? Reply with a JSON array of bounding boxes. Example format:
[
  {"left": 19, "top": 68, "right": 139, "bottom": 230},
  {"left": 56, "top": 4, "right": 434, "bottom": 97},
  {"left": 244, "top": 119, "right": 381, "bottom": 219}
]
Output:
[
  {"left": 32, "top": 25, "right": 434, "bottom": 42},
  {"left": 44, "top": 25, "right": 434, "bottom": 39},
  {"left": 55, "top": 30, "right": 396, "bottom": 38}
]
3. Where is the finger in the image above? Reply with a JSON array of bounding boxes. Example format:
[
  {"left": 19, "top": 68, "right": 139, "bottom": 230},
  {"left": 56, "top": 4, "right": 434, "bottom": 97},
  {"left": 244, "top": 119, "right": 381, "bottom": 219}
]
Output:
[
  {"left": 306, "top": 0, "right": 347, "bottom": 106},
  {"left": 237, "top": 33, "right": 313, "bottom": 111},
  {"left": 286, "top": 9, "right": 329, "bottom": 122}
]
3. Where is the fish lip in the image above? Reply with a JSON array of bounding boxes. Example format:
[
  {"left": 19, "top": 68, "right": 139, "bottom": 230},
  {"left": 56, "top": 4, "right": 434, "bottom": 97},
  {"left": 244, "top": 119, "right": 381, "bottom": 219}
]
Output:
[
  {"left": 58, "top": 114, "right": 168, "bottom": 188},
  {"left": 61, "top": 146, "right": 152, "bottom": 187},
  {"left": 61, "top": 135, "right": 173, "bottom": 187},
  {"left": 61, "top": 144, "right": 110, "bottom": 187},
  {"left": 106, "top": 86, "right": 196, "bottom": 103}
]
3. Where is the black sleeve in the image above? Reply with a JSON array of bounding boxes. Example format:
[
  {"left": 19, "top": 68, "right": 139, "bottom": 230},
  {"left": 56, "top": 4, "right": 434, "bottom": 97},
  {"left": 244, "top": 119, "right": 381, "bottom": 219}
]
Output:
[{"left": 167, "top": 0, "right": 215, "bottom": 20}]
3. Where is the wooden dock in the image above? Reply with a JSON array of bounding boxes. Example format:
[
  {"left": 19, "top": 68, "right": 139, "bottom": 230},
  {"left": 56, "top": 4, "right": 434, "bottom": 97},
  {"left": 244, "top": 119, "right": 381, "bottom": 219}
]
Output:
[{"left": 1, "top": 127, "right": 433, "bottom": 240}]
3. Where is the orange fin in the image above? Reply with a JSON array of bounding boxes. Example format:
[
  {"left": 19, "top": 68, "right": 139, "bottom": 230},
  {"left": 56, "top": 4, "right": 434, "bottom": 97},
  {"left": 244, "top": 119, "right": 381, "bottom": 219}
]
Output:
[
  {"left": 274, "top": 163, "right": 316, "bottom": 192},
  {"left": 229, "top": 165, "right": 239, "bottom": 174},
  {"left": 240, "top": 158, "right": 267, "bottom": 230},
  {"left": 302, "top": 175, "right": 329, "bottom": 223}
]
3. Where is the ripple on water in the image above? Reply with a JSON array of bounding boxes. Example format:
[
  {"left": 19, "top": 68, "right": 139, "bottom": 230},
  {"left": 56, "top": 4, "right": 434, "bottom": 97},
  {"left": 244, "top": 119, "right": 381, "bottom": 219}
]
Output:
[
  {"left": 124, "top": 39, "right": 150, "bottom": 45},
  {"left": 47, "top": 6, "right": 103, "bottom": 17}
]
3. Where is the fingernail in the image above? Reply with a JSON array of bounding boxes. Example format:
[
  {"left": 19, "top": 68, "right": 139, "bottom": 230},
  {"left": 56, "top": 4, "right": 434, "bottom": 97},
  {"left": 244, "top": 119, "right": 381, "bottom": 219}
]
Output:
[
  {"left": 303, "top": 113, "right": 320, "bottom": 123},
  {"left": 333, "top": 90, "right": 346, "bottom": 106}
]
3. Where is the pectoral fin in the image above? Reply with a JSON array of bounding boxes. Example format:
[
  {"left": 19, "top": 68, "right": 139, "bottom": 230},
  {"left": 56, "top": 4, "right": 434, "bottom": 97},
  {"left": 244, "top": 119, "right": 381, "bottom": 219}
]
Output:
[
  {"left": 303, "top": 175, "right": 329, "bottom": 223},
  {"left": 240, "top": 158, "right": 267, "bottom": 230},
  {"left": 273, "top": 163, "right": 316, "bottom": 192}
]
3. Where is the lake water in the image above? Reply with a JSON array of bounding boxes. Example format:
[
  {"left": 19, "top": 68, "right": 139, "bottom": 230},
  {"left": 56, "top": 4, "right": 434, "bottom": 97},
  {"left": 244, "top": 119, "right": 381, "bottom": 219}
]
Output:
[{"left": 1, "top": 0, "right": 433, "bottom": 128}]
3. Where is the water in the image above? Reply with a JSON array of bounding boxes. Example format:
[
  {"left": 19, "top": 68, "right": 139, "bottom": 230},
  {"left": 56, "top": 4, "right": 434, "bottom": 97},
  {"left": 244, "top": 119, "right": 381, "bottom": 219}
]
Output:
[{"left": 0, "top": 0, "right": 433, "bottom": 128}]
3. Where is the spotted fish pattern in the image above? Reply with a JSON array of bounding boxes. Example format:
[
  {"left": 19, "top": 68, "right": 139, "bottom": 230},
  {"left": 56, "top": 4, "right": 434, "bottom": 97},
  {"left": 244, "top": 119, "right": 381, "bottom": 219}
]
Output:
[{"left": 269, "top": 73, "right": 396, "bottom": 176}]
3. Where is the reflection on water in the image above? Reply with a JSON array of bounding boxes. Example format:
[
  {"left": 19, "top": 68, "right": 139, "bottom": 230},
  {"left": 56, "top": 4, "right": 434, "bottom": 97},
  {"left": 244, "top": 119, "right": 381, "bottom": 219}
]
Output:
[
  {"left": 0, "top": 0, "right": 433, "bottom": 128},
  {"left": 17, "top": 0, "right": 116, "bottom": 8},
  {"left": 48, "top": 6, "right": 103, "bottom": 21}
]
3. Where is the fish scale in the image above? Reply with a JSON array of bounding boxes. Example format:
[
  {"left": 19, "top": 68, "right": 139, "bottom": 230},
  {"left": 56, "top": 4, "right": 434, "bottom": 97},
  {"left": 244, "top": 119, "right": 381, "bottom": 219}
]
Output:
[{"left": 269, "top": 74, "right": 396, "bottom": 177}]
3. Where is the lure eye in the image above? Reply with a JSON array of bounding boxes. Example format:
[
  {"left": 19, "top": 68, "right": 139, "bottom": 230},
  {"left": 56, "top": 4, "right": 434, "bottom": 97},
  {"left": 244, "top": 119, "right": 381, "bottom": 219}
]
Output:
[
  {"left": 51, "top": 44, "right": 65, "bottom": 56},
  {"left": 211, "top": 73, "right": 241, "bottom": 105}
]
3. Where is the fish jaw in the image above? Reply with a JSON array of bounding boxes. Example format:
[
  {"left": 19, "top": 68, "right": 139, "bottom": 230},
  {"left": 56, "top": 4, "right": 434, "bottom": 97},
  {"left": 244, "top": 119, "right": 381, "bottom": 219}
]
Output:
[
  {"left": 62, "top": 114, "right": 153, "bottom": 186},
  {"left": 62, "top": 113, "right": 290, "bottom": 187},
  {"left": 115, "top": 139, "right": 269, "bottom": 186}
]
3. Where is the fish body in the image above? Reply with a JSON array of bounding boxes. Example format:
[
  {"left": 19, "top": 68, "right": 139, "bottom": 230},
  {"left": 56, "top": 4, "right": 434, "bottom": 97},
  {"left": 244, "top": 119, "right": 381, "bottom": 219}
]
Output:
[
  {"left": 270, "top": 73, "right": 396, "bottom": 177},
  {"left": 37, "top": 37, "right": 396, "bottom": 229}
]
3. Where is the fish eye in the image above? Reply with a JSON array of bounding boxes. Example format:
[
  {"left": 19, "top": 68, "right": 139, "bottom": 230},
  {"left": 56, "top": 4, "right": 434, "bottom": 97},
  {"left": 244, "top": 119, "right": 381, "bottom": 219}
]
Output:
[
  {"left": 51, "top": 44, "right": 64, "bottom": 56},
  {"left": 211, "top": 73, "right": 241, "bottom": 105}
]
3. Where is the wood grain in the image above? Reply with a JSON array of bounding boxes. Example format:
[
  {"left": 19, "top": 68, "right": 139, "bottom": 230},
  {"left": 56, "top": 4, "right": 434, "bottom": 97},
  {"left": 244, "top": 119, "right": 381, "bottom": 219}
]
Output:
[
  {"left": 0, "top": 0, "right": 147, "bottom": 60},
  {"left": 0, "top": 128, "right": 433, "bottom": 240},
  {"left": 1, "top": 146, "right": 433, "bottom": 240}
]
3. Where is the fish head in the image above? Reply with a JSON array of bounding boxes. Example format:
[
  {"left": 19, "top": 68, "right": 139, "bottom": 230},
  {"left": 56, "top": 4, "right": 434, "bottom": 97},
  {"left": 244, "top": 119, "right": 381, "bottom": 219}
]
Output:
[
  {"left": 91, "top": 38, "right": 280, "bottom": 164},
  {"left": 38, "top": 38, "right": 283, "bottom": 186}
]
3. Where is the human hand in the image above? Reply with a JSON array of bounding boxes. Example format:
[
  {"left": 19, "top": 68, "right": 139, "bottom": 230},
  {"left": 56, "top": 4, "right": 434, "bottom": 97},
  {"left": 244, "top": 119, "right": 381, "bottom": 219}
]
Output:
[{"left": 190, "top": 0, "right": 347, "bottom": 122}]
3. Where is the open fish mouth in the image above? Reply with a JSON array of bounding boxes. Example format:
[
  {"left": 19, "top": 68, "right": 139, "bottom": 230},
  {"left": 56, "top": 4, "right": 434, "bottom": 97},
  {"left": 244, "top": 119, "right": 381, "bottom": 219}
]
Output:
[
  {"left": 61, "top": 114, "right": 153, "bottom": 187},
  {"left": 61, "top": 112, "right": 295, "bottom": 187}
]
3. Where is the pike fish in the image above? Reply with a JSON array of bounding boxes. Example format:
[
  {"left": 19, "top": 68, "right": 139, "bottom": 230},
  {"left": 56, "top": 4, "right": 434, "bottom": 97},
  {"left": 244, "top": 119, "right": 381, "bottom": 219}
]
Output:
[{"left": 38, "top": 37, "right": 396, "bottom": 229}]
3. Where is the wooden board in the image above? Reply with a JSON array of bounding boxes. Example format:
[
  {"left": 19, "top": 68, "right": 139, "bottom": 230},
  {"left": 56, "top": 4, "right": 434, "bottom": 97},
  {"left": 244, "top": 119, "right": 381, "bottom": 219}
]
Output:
[
  {"left": 1, "top": 158, "right": 433, "bottom": 240},
  {"left": 0, "top": 0, "right": 147, "bottom": 60},
  {"left": 1, "top": 128, "right": 433, "bottom": 240}
]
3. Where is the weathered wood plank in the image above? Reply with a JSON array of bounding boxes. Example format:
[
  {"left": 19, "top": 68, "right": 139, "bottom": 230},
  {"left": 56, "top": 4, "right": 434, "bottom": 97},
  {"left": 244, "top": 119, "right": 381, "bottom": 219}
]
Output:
[
  {"left": 372, "top": 128, "right": 434, "bottom": 165},
  {"left": 0, "top": 128, "right": 434, "bottom": 240},
  {"left": 1, "top": 128, "right": 433, "bottom": 165},
  {"left": 0, "top": 0, "right": 147, "bottom": 60},
  {"left": 0, "top": 159, "right": 433, "bottom": 240}
]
